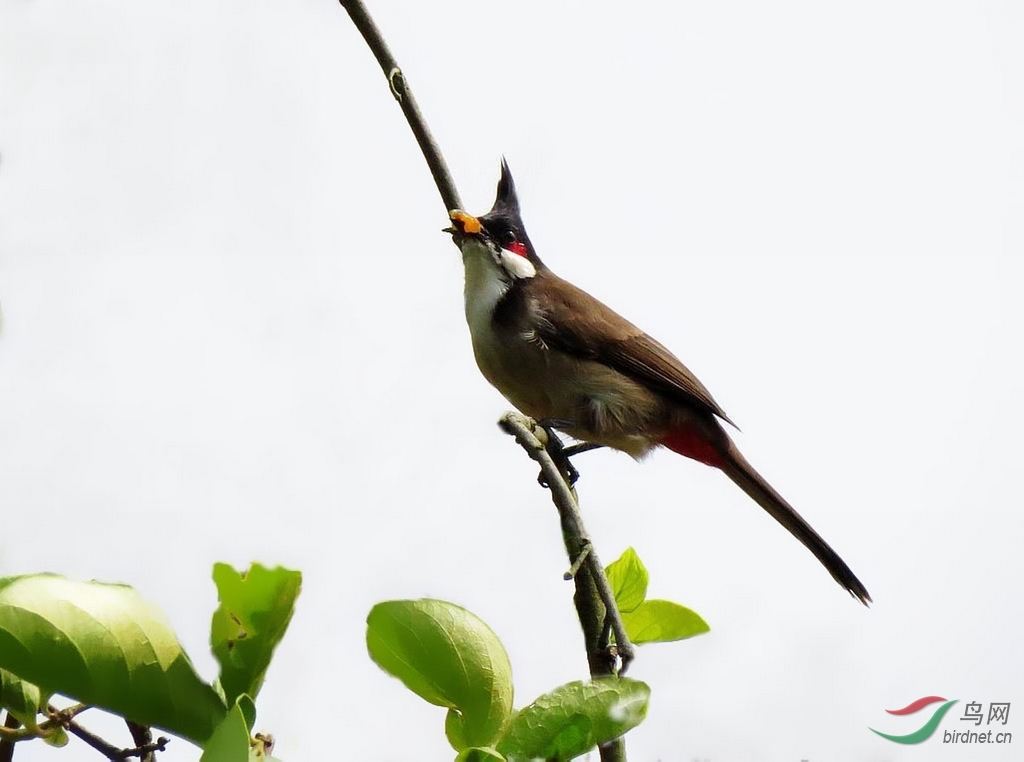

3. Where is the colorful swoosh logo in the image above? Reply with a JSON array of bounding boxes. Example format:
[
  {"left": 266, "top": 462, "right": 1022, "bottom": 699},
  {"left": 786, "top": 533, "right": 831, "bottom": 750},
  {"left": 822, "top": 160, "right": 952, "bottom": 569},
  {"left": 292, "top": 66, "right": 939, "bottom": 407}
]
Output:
[
  {"left": 886, "top": 696, "right": 948, "bottom": 715},
  {"left": 870, "top": 697, "right": 958, "bottom": 744}
]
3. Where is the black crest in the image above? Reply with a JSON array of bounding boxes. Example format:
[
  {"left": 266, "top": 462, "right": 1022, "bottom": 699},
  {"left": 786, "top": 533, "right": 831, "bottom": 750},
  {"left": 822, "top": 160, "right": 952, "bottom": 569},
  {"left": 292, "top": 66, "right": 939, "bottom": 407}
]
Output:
[
  {"left": 490, "top": 157, "right": 520, "bottom": 216},
  {"left": 479, "top": 158, "right": 544, "bottom": 268}
]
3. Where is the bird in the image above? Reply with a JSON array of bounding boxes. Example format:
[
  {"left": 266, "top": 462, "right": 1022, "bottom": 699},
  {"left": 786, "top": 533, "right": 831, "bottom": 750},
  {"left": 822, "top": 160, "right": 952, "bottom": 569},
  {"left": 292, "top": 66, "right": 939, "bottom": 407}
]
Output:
[{"left": 445, "top": 159, "right": 871, "bottom": 605}]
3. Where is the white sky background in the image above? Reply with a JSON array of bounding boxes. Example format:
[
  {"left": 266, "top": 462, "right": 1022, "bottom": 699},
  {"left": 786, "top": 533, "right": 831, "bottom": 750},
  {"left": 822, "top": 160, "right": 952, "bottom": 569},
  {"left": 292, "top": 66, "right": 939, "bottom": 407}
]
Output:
[{"left": 1, "top": 1, "right": 1022, "bottom": 760}]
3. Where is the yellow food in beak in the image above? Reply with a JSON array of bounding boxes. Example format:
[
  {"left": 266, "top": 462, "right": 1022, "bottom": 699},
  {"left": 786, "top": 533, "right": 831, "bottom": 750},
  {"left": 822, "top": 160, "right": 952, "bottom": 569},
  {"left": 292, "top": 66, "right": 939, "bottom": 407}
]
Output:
[{"left": 448, "top": 210, "right": 483, "bottom": 235}]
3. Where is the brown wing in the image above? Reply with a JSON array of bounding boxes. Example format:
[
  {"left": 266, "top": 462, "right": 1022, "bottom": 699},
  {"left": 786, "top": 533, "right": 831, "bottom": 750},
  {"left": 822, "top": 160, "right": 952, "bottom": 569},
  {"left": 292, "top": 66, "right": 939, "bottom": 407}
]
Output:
[{"left": 526, "top": 272, "right": 736, "bottom": 427}]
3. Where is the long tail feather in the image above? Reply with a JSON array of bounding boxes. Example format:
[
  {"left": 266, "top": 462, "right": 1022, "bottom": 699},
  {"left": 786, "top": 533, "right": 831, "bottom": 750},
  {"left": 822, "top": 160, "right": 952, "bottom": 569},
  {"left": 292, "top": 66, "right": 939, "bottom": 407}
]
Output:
[{"left": 719, "top": 443, "right": 871, "bottom": 605}]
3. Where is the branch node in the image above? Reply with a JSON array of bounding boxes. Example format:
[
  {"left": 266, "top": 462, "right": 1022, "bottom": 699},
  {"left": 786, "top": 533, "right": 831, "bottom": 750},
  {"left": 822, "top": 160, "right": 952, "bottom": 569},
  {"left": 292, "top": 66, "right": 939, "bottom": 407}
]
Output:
[
  {"left": 338, "top": 0, "right": 463, "bottom": 210},
  {"left": 387, "top": 67, "right": 404, "bottom": 101}
]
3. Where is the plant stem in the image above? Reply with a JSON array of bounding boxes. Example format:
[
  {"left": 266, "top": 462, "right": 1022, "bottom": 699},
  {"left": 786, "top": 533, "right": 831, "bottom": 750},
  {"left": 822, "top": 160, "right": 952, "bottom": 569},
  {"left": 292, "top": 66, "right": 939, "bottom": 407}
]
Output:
[
  {"left": 499, "top": 414, "right": 633, "bottom": 761},
  {"left": 337, "top": 0, "right": 463, "bottom": 213},
  {"left": 499, "top": 413, "right": 635, "bottom": 675},
  {"left": 336, "top": 3, "right": 633, "bottom": 757},
  {"left": 0, "top": 712, "right": 20, "bottom": 762}
]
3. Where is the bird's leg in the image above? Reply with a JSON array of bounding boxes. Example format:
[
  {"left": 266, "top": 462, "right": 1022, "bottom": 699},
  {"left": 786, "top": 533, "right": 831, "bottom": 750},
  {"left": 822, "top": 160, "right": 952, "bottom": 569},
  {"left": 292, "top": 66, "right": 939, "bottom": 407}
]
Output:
[
  {"left": 535, "top": 420, "right": 602, "bottom": 487},
  {"left": 563, "top": 442, "right": 604, "bottom": 458},
  {"left": 535, "top": 421, "right": 576, "bottom": 486}
]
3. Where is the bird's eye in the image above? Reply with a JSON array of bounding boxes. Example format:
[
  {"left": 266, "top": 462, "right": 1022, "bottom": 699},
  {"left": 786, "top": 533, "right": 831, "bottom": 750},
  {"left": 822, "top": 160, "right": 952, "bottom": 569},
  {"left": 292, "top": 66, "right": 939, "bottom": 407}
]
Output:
[{"left": 502, "top": 229, "right": 518, "bottom": 245}]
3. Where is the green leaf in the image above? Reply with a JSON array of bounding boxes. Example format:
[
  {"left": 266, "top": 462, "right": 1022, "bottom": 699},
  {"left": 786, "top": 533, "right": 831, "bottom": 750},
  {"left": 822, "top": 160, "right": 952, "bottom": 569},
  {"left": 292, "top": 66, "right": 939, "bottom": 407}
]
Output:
[
  {"left": 0, "top": 667, "right": 48, "bottom": 729},
  {"left": 498, "top": 678, "right": 650, "bottom": 760},
  {"left": 0, "top": 574, "right": 226, "bottom": 743},
  {"left": 41, "top": 725, "right": 69, "bottom": 748},
  {"left": 236, "top": 693, "right": 257, "bottom": 732},
  {"left": 455, "top": 748, "right": 505, "bottom": 762},
  {"left": 211, "top": 563, "right": 301, "bottom": 706},
  {"left": 605, "top": 548, "right": 648, "bottom": 613},
  {"left": 200, "top": 700, "right": 250, "bottom": 762},
  {"left": 366, "top": 599, "right": 513, "bottom": 751},
  {"left": 0, "top": 670, "right": 65, "bottom": 746},
  {"left": 621, "top": 599, "right": 709, "bottom": 644}
]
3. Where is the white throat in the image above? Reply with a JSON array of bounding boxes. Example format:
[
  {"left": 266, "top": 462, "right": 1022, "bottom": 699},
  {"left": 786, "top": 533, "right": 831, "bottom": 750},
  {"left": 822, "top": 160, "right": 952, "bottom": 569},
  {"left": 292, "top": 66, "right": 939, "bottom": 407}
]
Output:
[{"left": 460, "top": 237, "right": 535, "bottom": 338}]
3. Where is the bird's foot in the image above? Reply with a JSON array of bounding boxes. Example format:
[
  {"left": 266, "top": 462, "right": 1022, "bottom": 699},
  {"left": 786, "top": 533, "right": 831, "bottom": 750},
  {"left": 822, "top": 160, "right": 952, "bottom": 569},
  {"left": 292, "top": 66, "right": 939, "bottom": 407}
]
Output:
[
  {"left": 535, "top": 421, "right": 603, "bottom": 488},
  {"left": 536, "top": 422, "right": 578, "bottom": 487}
]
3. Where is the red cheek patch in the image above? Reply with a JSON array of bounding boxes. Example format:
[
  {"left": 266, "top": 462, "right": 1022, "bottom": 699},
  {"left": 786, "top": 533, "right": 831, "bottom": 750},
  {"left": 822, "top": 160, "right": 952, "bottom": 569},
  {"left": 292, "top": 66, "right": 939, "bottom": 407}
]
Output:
[{"left": 506, "top": 241, "right": 528, "bottom": 258}]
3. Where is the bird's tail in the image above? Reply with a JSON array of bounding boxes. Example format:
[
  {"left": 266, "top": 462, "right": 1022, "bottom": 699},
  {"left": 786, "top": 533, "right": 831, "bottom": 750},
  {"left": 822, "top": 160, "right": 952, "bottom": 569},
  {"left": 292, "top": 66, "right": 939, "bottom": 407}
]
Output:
[{"left": 718, "top": 442, "right": 871, "bottom": 605}]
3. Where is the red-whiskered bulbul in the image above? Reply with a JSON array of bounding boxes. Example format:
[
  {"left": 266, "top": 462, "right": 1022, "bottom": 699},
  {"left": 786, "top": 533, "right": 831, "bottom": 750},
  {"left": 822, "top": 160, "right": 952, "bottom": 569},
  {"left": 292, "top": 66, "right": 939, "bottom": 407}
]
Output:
[{"left": 447, "top": 160, "right": 870, "bottom": 605}]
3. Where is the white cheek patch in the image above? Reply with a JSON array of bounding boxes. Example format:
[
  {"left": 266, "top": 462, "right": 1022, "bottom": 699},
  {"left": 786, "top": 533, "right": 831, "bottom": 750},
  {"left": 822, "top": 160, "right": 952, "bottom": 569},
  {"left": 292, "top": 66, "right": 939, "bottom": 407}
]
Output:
[{"left": 500, "top": 248, "right": 537, "bottom": 279}]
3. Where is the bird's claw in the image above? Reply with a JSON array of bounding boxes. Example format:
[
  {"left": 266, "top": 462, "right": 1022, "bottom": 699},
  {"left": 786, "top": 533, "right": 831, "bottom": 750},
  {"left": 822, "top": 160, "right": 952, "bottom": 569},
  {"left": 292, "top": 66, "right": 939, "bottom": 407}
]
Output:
[
  {"left": 535, "top": 421, "right": 582, "bottom": 488},
  {"left": 537, "top": 459, "right": 580, "bottom": 489}
]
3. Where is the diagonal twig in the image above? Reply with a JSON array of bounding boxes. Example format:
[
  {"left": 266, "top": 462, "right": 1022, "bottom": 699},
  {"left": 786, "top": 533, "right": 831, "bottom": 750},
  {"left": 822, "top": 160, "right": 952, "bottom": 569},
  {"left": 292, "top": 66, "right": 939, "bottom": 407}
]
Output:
[
  {"left": 337, "top": 0, "right": 463, "bottom": 213},
  {"left": 498, "top": 412, "right": 635, "bottom": 675},
  {"left": 337, "top": 4, "right": 633, "bottom": 757}
]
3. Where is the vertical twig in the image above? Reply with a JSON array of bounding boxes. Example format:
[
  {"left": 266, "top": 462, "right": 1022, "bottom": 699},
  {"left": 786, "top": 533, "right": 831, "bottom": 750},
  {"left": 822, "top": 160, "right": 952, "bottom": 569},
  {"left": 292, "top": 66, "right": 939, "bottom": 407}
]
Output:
[
  {"left": 336, "top": 4, "right": 634, "bottom": 758},
  {"left": 499, "top": 414, "right": 633, "bottom": 761},
  {"left": 0, "top": 712, "right": 20, "bottom": 762},
  {"left": 499, "top": 414, "right": 635, "bottom": 673},
  {"left": 125, "top": 722, "right": 154, "bottom": 762}
]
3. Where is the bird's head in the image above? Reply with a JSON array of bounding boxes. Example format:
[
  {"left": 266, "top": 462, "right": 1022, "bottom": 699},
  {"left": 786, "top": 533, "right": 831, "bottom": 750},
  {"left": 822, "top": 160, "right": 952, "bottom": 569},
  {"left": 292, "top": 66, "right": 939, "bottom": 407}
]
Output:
[{"left": 446, "top": 159, "right": 543, "bottom": 282}]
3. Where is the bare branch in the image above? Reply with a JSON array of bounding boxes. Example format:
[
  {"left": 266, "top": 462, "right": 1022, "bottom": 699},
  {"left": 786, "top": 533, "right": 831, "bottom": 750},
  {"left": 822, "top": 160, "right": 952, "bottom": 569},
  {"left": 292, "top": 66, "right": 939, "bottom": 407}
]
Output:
[
  {"left": 498, "top": 413, "right": 635, "bottom": 674},
  {"left": 338, "top": 0, "right": 463, "bottom": 213},
  {"left": 337, "top": 4, "right": 633, "bottom": 757},
  {"left": 35, "top": 706, "right": 171, "bottom": 761},
  {"left": 125, "top": 722, "right": 159, "bottom": 762},
  {"left": 499, "top": 413, "right": 633, "bottom": 761},
  {"left": 63, "top": 720, "right": 123, "bottom": 760}
]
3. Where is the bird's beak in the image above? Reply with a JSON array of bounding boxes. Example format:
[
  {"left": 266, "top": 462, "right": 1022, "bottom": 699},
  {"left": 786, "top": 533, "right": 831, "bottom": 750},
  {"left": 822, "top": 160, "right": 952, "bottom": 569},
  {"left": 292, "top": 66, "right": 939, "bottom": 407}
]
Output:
[{"left": 444, "top": 210, "right": 483, "bottom": 236}]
